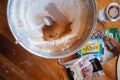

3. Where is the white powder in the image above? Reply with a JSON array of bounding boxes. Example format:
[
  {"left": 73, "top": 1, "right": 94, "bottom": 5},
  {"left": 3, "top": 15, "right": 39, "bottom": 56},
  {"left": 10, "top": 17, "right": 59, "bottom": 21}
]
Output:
[{"left": 11, "top": 0, "right": 88, "bottom": 52}]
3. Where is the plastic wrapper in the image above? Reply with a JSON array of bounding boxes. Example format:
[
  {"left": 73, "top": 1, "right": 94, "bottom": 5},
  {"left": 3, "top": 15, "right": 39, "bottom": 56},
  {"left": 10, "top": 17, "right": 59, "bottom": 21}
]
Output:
[
  {"left": 64, "top": 55, "right": 104, "bottom": 80},
  {"left": 64, "top": 28, "right": 120, "bottom": 80}
]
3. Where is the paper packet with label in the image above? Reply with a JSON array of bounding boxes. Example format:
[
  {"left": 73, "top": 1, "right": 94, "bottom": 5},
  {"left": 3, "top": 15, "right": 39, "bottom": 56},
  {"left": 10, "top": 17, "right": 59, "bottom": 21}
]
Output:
[
  {"left": 64, "top": 54, "right": 105, "bottom": 80},
  {"left": 77, "top": 38, "right": 103, "bottom": 60}
]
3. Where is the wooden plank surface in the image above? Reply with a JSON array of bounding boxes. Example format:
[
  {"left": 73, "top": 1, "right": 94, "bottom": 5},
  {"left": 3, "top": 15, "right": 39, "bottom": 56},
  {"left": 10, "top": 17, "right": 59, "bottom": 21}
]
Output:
[
  {"left": 117, "top": 55, "right": 120, "bottom": 80},
  {"left": 0, "top": 0, "right": 120, "bottom": 80}
]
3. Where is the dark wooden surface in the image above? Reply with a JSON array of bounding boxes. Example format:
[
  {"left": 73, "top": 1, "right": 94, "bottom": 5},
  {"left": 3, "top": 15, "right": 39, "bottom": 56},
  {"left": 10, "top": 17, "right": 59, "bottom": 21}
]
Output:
[
  {"left": 0, "top": 0, "right": 120, "bottom": 80},
  {"left": 117, "top": 55, "right": 120, "bottom": 80}
]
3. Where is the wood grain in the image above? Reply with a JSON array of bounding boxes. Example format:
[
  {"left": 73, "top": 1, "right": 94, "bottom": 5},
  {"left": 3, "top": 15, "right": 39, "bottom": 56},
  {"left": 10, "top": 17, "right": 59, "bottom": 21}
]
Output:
[
  {"left": 0, "top": 0, "right": 120, "bottom": 80},
  {"left": 117, "top": 55, "right": 120, "bottom": 80}
]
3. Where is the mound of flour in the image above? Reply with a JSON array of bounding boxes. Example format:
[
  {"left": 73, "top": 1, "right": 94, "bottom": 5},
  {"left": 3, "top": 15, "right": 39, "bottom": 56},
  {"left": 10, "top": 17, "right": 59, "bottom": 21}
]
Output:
[{"left": 11, "top": 0, "right": 88, "bottom": 52}]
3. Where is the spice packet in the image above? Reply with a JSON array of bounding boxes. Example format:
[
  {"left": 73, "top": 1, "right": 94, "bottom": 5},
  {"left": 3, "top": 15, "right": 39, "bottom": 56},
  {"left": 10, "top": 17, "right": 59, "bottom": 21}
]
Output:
[
  {"left": 91, "top": 28, "right": 120, "bottom": 43},
  {"left": 64, "top": 54, "right": 104, "bottom": 80},
  {"left": 77, "top": 38, "right": 103, "bottom": 60}
]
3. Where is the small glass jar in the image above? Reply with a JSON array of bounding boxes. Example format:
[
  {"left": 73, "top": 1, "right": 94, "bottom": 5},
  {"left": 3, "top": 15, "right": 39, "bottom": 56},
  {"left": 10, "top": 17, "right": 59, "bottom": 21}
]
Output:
[{"left": 98, "top": 3, "right": 120, "bottom": 22}]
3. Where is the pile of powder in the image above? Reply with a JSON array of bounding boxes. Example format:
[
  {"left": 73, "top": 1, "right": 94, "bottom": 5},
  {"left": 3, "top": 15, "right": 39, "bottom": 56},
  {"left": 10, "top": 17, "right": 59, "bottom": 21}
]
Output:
[{"left": 11, "top": 0, "right": 88, "bottom": 52}]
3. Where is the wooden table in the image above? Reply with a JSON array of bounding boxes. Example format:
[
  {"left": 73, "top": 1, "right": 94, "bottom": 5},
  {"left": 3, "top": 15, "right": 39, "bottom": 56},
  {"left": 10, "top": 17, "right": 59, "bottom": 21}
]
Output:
[
  {"left": 117, "top": 55, "right": 120, "bottom": 80},
  {"left": 0, "top": 0, "right": 120, "bottom": 80}
]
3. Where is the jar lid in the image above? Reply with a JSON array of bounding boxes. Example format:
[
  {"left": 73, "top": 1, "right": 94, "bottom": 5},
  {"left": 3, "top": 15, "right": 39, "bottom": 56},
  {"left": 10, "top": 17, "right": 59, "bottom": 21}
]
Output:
[{"left": 105, "top": 3, "right": 120, "bottom": 22}]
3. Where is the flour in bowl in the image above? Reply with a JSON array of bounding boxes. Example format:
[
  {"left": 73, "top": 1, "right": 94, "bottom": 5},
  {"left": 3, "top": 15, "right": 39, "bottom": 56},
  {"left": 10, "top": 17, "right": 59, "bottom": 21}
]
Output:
[{"left": 10, "top": 0, "right": 88, "bottom": 52}]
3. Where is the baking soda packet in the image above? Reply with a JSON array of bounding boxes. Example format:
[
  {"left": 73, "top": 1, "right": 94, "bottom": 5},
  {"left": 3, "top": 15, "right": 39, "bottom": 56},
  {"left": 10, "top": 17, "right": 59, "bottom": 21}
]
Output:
[
  {"left": 77, "top": 38, "right": 103, "bottom": 60},
  {"left": 64, "top": 54, "right": 105, "bottom": 80}
]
